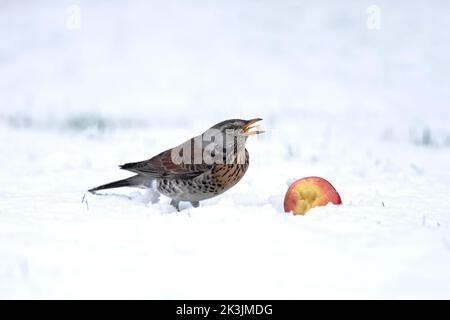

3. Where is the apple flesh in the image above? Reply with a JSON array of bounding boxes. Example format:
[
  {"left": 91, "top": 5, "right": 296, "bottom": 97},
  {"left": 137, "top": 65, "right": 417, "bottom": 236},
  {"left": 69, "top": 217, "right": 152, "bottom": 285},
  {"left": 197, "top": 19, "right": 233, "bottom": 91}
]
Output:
[{"left": 284, "top": 176, "right": 342, "bottom": 215}]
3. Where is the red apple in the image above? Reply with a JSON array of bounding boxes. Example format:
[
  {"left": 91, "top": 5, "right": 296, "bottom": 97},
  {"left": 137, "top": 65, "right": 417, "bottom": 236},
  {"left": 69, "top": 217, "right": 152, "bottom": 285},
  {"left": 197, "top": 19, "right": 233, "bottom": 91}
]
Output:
[{"left": 284, "top": 176, "right": 342, "bottom": 215}]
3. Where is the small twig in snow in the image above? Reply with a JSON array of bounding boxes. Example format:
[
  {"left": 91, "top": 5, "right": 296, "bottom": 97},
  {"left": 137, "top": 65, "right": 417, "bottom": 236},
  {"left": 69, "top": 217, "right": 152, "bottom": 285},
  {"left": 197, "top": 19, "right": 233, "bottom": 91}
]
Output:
[{"left": 81, "top": 192, "right": 89, "bottom": 211}]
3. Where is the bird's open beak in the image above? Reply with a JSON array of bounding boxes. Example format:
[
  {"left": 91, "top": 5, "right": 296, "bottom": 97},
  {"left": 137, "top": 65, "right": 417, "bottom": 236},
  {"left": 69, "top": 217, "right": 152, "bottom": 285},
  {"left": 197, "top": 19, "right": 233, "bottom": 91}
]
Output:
[{"left": 242, "top": 118, "right": 265, "bottom": 136}]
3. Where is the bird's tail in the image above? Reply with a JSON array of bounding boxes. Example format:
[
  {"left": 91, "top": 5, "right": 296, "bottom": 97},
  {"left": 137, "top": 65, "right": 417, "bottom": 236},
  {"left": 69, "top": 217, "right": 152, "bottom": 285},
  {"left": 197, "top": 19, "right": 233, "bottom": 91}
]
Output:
[{"left": 88, "top": 175, "right": 149, "bottom": 193}]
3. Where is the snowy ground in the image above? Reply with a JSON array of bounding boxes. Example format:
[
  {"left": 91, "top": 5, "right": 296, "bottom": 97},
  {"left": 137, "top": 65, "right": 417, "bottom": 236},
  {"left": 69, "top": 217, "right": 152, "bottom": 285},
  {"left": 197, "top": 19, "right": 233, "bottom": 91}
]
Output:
[{"left": 1, "top": 0, "right": 450, "bottom": 299}]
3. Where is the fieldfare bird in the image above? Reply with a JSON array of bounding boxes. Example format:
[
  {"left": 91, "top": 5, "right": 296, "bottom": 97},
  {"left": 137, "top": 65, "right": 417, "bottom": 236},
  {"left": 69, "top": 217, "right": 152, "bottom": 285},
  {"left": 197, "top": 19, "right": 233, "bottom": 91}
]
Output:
[{"left": 89, "top": 118, "right": 264, "bottom": 210}]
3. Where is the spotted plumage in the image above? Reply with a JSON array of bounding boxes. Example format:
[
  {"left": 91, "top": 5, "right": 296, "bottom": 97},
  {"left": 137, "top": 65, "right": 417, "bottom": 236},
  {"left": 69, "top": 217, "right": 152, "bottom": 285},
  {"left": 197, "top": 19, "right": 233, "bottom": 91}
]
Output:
[{"left": 155, "top": 149, "right": 250, "bottom": 208}]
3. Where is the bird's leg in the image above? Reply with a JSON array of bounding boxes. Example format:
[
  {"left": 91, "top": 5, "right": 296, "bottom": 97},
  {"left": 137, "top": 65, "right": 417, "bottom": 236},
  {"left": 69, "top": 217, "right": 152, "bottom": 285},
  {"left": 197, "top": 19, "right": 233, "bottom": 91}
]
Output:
[
  {"left": 190, "top": 201, "right": 200, "bottom": 208},
  {"left": 170, "top": 199, "right": 180, "bottom": 211}
]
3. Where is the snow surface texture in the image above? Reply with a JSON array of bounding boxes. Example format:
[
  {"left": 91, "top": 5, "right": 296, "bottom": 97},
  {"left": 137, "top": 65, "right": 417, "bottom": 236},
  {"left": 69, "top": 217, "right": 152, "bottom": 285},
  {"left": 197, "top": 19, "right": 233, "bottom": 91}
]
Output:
[{"left": 1, "top": 0, "right": 450, "bottom": 299}]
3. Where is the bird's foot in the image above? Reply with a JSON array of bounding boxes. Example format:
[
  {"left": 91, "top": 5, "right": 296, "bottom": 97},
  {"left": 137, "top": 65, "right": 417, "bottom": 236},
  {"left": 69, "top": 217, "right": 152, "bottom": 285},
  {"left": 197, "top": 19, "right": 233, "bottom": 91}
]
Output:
[
  {"left": 190, "top": 201, "right": 200, "bottom": 208},
  {"left": 170, "top": 199, "right": 180, "bottom": 211}
]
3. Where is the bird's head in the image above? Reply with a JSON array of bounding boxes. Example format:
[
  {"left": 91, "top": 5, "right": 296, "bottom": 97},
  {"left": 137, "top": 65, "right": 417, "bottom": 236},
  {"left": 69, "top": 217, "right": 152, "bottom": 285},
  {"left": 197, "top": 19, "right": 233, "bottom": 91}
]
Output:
[
  {"left": 173, "top": 118, "right": 264, "bottom": 166},
  {"left": 202, "top": 118, "right": 264, "bottom": 164},
  {"left": 210, "top": 118, "right": 265, "bottom": 138}
]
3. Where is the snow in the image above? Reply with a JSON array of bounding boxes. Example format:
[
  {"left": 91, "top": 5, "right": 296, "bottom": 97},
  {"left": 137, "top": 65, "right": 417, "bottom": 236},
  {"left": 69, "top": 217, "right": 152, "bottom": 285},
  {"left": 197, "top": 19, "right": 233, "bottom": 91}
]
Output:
[{"left": 1, "top": 0, "right": 450, "bottom": 299}]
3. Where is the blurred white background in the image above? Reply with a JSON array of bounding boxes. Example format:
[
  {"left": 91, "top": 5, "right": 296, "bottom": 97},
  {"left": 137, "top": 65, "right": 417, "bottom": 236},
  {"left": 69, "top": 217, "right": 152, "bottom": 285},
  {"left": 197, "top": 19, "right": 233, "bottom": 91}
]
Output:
[{"left": 1, "top": 0, "right": 449, "bottom": 128}]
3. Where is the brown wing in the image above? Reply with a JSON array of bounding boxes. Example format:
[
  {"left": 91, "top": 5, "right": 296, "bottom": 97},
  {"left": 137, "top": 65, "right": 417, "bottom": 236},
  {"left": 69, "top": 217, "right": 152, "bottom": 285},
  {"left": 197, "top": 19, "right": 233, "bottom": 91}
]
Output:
[{"left": 119, "top": 148, "right": 212, "bottom": 179}]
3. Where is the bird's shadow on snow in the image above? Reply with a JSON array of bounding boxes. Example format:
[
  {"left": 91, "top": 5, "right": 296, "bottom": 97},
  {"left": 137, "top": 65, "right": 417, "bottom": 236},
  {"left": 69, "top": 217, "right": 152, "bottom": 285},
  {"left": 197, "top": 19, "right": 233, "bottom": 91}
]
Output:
[
  {"left": 82, "top": 188, "right": 161, "bottom": 207},
  {"left": 81, "top": 189, "right": 197, "bottom": 214}
]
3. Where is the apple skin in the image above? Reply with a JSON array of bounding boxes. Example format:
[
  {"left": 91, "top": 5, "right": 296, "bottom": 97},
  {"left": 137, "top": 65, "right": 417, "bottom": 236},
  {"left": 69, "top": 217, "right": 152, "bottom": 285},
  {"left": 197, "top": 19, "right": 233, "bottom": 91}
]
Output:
[{"left": 284, "top": 176, "right": 342, "bottom": 215}]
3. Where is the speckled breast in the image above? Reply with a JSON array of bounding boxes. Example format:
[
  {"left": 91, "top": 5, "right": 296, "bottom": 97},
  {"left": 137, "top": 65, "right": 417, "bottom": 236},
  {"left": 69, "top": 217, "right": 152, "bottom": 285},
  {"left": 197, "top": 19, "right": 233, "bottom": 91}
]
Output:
[{"left": 156, "top": 159, "right": 249, "bottom": 202}]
